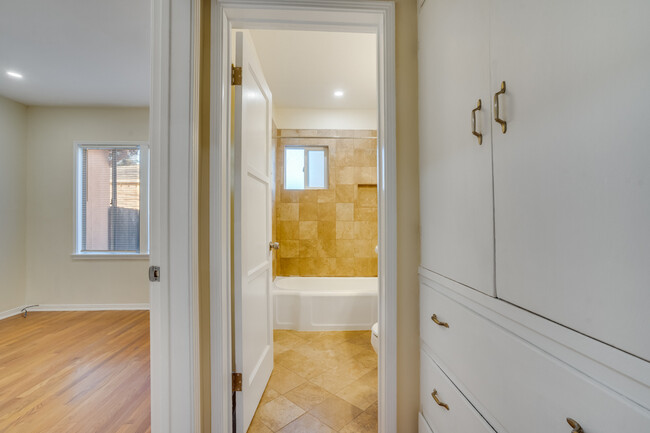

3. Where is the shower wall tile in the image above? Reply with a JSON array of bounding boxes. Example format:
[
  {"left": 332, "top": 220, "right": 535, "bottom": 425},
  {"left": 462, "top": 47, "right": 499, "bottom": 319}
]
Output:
[{"left": 275, "top": 128, "right": 378, "bottom": 277}]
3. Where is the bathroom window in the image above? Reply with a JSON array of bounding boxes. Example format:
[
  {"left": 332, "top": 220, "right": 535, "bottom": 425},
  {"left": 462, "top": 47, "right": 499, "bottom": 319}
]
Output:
[
  {"left": 284, "top": 146, "right": 329, "bottom": 190},
  {"left": 73, "top": 142, "right": 149, "bottom": 256}
]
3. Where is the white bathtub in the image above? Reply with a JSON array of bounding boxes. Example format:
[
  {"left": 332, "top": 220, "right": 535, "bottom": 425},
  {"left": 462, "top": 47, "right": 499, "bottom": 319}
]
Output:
[{"left": 273, "top": 277, "right": 378, "bottom": 331}]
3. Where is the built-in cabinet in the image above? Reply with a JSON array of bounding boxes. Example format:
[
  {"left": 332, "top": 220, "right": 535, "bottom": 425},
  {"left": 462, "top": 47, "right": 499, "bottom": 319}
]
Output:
[{"left": 418, "top": 0, "right": 650, "bottom": 431}]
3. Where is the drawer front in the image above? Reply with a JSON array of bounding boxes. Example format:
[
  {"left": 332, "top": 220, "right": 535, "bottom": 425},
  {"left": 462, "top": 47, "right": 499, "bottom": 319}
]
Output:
[
  {"left": 421, "top": 350, "right": 496, "bottom": 433},
  {"left": 419, "top": 412, "right": 435, "bottom": 433},
  {"left": 420, "top": 283, "right": 650, "bottom": 433}
]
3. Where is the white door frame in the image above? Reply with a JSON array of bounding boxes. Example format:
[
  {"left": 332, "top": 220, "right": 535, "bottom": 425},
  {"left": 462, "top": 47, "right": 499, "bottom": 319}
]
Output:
[
  {"left": 150, "top": 0, "right": 202, "bottom": 431},
  {"left": 209, "top": 1, "right": 398, "bottom": 432}
]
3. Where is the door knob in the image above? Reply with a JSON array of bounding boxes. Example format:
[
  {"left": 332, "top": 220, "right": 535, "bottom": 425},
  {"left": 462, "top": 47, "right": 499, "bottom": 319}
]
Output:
[{"left": 269, "top": 242, "right": 280, "bottom": 251}]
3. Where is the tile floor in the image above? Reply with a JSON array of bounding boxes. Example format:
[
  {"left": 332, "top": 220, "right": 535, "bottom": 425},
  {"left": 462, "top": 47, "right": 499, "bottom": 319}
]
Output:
[{"left": 248, "top": 330, "right": 378, "bottom": 433}]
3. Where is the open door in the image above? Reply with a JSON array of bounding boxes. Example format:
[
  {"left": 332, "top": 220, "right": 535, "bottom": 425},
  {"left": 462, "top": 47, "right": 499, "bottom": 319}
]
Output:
[{"left": 232, "top": 31, "right": 274, "bottom": 433}]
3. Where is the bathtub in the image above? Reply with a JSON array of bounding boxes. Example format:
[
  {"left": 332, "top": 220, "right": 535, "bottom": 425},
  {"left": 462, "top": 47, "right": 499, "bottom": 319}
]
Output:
[{"left": 273, "top": 277, "right": 378, "bottom": 331}]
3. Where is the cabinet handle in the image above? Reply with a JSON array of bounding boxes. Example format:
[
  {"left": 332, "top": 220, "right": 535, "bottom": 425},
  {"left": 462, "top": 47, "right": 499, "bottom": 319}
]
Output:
[
  {"left": 471, "top": 99, "right": 483, "bottom": 145},
  {"left": 493, "top": 81, "right": 507, "bottom": 134},
  {"left": 566, "top": 418, "right": 584, "bottom": 433},
  {"left": 431, "top": 314, "right": 449, "bottom": 328},
  {"left": 431, "top": 389, "right": 450, "bottom": 410}
]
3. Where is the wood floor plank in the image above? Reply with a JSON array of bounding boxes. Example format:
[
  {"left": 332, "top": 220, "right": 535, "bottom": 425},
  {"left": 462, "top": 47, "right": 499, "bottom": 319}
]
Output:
[{"left": 0, "top": 311, "right": 151, "bottom": 433}]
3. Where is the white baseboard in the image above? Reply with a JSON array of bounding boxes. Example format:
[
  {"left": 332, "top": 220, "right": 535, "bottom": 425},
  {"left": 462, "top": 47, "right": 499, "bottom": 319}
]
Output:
[
  {"left": 0, "top": 306, "right": 24, "bottom": 320},
  {"left": 30, "top": 303, "right": 150, "bottom": 311},
  {"left": 0, "top": 304, "right": 150, "bottom": 320}
]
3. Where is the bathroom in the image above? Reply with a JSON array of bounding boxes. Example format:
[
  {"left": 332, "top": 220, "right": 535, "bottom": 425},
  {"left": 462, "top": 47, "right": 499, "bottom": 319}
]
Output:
[{"left": 232, "top": 29, "right": 380, "bottom": 432}]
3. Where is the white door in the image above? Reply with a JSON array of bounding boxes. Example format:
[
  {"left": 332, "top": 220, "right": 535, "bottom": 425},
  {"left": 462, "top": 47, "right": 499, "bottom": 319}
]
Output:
[
  {"left": 491, "top": 0, "right": 650, "bottom": 359},
  {"left": 418, "top": 0, "right": 495, "bottom": 296},
  {"left": 233, "top": 31, "right": 274, "bottom": 432}
]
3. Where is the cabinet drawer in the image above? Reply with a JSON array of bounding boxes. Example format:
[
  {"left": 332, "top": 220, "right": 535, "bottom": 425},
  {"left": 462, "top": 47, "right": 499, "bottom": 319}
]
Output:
[
  {"left": 419, "top": 412, "right": 435, "bottom": 433},
  {"left": 421, "top": 350, "right": 496, "bottom": 433},
  {"left": 420, "top": 283, "right": 650, "bottom": 433}
]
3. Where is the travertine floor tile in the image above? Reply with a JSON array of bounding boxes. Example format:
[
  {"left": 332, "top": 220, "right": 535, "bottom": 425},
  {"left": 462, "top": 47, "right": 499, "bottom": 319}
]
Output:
[
  {"left": 284, "top": 382, "right": 333, "bottom": 411},
  {"left": 340, "top": 410, "right": 379, "bottom": 433},
  {"left": 255, "top": 396, "right": 305, "bottom": 431},
  {"left": 336, "top": 381, "right": 378, "bottom": 411},
  {"left": 268, "top": 365, "right": 307, "bottom": 394},
  {"left": 309, "top": 395, "right": 363, "bottom": 431},
  {"left": 278, "top": 414, "right": 336, "bottom": 433}
]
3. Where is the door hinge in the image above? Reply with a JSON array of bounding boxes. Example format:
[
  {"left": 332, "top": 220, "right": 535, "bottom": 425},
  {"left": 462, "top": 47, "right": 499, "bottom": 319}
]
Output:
[
  {"left": 231, "top": 64, "right": 242, "bottom": 86},
  {"left": 149, "top": 266, "right": 160, "bottom": 282},
  {"left": 232, "top": 372, "right": 242, "bottom": 391}
]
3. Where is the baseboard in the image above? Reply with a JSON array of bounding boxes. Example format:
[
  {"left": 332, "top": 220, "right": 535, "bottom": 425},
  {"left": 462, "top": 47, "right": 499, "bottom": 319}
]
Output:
[
  {"left": 29, "top": 303, "right": 150, "bottom": 311},
  {"left": 0, "top": 306, "right": 24, "bottom": 320}
]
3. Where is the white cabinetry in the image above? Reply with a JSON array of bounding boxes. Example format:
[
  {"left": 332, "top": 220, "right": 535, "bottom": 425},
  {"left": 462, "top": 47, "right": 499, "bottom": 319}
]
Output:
[
  {"left": 418, "top": 0, "right": 650, "bottom": 431},
  {"left": 490, "top": 0, "right": 650, "bottom": 360},
  {"left": 418, "top": 0, "right": 495, "bottom": 297}
]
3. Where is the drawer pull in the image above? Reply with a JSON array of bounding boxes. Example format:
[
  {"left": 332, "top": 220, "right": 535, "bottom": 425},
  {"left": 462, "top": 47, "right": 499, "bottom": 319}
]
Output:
[
  {"left": 471, "top": 99, "right": 483, "bottom": 145},
  {"left": 566, "top": 418, "right": 584, "bottom": 433},
  {"left": 431, "top": 314, "right": 449, "bottom": 328},
  {"left": 493, "top": 81, "right": 507, "bottom": 133},
  {"left": 431, "top": 389, "right": 450, "bottom": 410}
]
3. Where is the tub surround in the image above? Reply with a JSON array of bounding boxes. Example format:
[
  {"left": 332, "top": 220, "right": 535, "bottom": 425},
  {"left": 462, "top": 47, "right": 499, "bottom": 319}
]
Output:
[{"left": 273, "top": 128, "right": 378, "bottom": 278}]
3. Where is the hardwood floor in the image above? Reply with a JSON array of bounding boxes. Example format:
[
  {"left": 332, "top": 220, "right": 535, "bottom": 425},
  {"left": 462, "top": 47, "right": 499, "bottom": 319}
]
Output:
[{"left": 0, "top": 311, "right": 151, "bottom": 433}]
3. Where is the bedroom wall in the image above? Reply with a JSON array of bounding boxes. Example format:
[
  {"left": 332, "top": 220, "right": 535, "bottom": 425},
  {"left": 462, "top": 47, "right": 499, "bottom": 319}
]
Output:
[
  {"left": 0, "top": 95, "right": 27, "bottom": 314},
  {"left": 24, "top": 106, "right": 150, "bottom": 306}
]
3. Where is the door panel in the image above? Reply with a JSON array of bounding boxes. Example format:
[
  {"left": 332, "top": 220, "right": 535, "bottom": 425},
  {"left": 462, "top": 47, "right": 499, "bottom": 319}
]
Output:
[
  {"left": 233, "top": 30, "right": 274, "bottom": 432},
  {"left": 418, "top": 0, "right": 495, "bottom": 296},
  {"left": 491, "top": 0, "right": 650, "bottom": 359}
]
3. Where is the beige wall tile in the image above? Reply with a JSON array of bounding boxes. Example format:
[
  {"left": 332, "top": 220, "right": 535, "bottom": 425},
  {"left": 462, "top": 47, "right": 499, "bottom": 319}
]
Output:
[
  {"left": 354, "top": 149, "right": 377, "bottom": 167},
  {"left": 353, "top": 130, "right": 377, "bottom": 138},
  {"left": 354, "top": 207, "right": 376, "bottom": 221},
  {"left": 354, "top": 138, "right": 377, "bottom": 150},
  {"left": 354, "top": 221, "right": 378, "bottom": 240},
  {"left": 300, "top": 240, "right": 321, "bottom": 258},
  {"left": 299, "top": 221, "right": 319, "bottom": 240},
  {"left": 318, "top": 221, "right": 336, "bottom": 240},
  {"left": 336, "top": 203, "right": 355, "bottom": 221},
  {"left": 299, "top": 190, "right": 319, "bottom": 203},
  {"left": 299, "top": 203, "right": 319, "bottom": 221},
  {"left": 354, "top": 240, "right": 376, "bottom": 258},
  {"left": 355, "top": 258, "right": 378, "bottom": 277},
  {"left": 336, "top": 185, "right": 356, "bottom": 203},
  {"left": 279, "top": 221, "right": 300, "bottom": 240},
  {"left": 355, "top": 167, "right": 377, "bottom": 185},
  {"left": 279, "top": 258, "right": 300, "bottom": 276},
  {"left": 336, "top": 240, "right": 355, "bottom": 258},
  {"left": 279, "top": 203, "right": 299, "bottom": 221},
  {"left": 321, "top": 240, "right": 337, "bottom": 258},
  {"left": 280, "top": 240, "right": 300, "bottom": 258},
  {"left": 335, "top": 258, "right": 356, "bottom": 277},
  {"left": 317, "top": 189, "right": 335, "bottom": 203},
  {"left": 281, "top": 189, "right": 300, "bottom": 203},
  {"left": 335, "top": 167, "right": 356, "bottom": 184},
  {"left": 357, "top": 186, "right": 377, "bottom": 207},
  {"left": 336, "top": 222, "right": 355, "bottom": 240},
  {"left": 318, "top": 203, "right": 336, "bottom": 221},
  {"left": 279, "top": 129, "right": 300, "bottom": 137},
  {"left": 332, "top": 149, "right": 355, "bottom": 167}
]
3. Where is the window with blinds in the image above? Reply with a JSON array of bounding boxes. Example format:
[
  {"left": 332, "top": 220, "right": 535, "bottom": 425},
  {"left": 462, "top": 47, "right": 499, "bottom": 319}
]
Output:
[{"left": 74, "top": 143, "right": 149, "bottom": 255}]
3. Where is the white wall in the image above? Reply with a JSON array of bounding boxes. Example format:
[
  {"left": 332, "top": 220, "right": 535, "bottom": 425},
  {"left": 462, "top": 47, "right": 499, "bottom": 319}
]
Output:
[
  {"left": 273, "top": 108, "right": 378, "bottom": 130},
  {"left": 0, "top": 95, "right": 27, "bottom": 313},
  {"left": 25, "top": 107, "right": 150, "bottom": 305}
]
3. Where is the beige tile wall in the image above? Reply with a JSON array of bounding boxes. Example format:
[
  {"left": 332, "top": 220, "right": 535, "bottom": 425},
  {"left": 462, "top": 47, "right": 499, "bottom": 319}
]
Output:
[{"left": 273, "top": 129, "right": 378, "bottom": 277}]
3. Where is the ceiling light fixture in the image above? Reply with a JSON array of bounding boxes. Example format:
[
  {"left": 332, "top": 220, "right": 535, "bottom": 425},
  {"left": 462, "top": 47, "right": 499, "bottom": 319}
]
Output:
[
  {"left": 334, "top": 90, "right": 344, "bottom": 97},
  {"left": 6, "top": 71, "right": 23, "bottom": 79}
]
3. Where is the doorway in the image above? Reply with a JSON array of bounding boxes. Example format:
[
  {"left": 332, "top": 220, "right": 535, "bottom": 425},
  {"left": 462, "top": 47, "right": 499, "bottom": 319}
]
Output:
[{"left": 210, "top": 2, "right": 397, "bottom": 433}]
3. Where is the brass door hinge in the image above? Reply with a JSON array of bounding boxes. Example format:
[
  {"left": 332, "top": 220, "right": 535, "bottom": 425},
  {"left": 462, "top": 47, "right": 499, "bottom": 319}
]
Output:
[
  {"left": 231, "top": 64, "right": 242, "bottom": 86},
  {"left": 232, "top": 372, "right": 242, "bottom": 391}
]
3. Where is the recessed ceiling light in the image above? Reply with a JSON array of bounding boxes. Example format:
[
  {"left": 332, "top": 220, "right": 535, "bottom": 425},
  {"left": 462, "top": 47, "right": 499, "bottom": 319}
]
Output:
[
  {"left": 6, "top": 71, "right": 23, "bottom": 79},
  {"left": 334, "top": 90, "right": 344, "bottom": 97}
]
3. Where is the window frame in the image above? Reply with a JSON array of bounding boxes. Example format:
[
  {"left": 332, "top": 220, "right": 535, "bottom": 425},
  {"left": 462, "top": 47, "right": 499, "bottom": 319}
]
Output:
[
  {"left": 72, "top": 141, "right": 150, "bottom": 258},
  {"left": 283, "top": 145, "right": 329, "bottom": 190}
]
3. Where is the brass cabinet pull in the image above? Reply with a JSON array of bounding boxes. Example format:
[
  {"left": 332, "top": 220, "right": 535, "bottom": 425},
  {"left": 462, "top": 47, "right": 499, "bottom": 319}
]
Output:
[
  {"left": 566, "top": 418, "right": 584, "bottom": 433},
  {"left": 431, "top": 389, "right": 450, "bottom": 410},
  {"left": 431, "top": 314, "right": 449, "bottom": 328},
  {"left": 493, "top": 81, "right": 507, "bottom": 133},
  {"left": 471, "top": 99, "right": 483, "bottom": 145}
]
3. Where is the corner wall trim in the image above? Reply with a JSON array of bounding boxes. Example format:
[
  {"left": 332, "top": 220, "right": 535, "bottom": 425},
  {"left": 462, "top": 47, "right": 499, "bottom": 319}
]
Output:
[{"left": 0, "top": 306, "right": 24, "bottom": 320}]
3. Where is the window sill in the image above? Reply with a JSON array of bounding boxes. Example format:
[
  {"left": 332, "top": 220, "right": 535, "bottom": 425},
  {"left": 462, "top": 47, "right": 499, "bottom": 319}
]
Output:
[{"left": 71, "top": 253, "right": 150, "bottom": 260}]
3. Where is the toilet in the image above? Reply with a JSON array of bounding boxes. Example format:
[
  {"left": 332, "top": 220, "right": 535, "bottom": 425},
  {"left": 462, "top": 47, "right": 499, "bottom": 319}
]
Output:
[{"left": 371, "top": 322, "right": 379, "bottom": 353}]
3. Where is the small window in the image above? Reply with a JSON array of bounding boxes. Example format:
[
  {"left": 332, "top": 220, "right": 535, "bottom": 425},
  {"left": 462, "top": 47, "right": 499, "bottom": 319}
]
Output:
[
  {"left": 284, "top": 146, "right": 329, "bottom": 190},
  {"left": 74, "top": 142, "right": 149, "bottom": 255}
]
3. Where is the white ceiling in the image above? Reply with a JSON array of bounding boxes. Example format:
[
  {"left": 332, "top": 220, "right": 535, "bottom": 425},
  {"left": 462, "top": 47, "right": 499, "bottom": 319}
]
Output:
[
  {"left": 0, "top": 0, "right": 150, "bottom": 106},
  {"left": 248, "top": 30, "right": 377, "bottom": 110}
]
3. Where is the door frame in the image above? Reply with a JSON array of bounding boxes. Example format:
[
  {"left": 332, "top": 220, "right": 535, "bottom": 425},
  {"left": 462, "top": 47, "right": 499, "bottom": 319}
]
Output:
[
  {"left": 209, "top": 1, "right": 398, "bottom": 432},
  {"left": 150, "top": 0, "right": 202, "bottom": 431}
]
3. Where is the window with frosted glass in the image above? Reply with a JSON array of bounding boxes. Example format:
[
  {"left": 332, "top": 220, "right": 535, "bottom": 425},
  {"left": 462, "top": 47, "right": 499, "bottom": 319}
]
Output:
[{"left": 284, "top": 146, "right": 328, "bottom": 190}]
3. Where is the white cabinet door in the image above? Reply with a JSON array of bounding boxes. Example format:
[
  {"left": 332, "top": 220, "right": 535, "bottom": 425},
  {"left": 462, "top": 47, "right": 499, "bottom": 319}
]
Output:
[
  {"left": 233, "top": 31, "right": 274, "bottom": 432},
  {"left": 491, "top": 0, "right": 650, "bottom": 360},
  {"left": 418, "top": 0, "right": 495, "bottom": 296}
]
